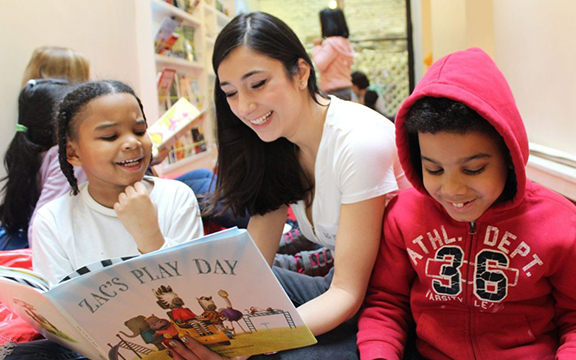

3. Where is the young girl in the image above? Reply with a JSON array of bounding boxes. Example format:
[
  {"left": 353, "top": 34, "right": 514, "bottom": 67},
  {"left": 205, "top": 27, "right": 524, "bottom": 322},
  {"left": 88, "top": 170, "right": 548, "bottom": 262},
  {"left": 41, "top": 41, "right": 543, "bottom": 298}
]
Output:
[
  {"left": 313, "top": 8, "right": 355, "bottom": 100},
  {"left": 170, "top": 11, "right": 409, "bottom": 360},
  {"left": 31, "top": 80, "right": 204, "bottom": 286},
  {"left": 0, "top": 79, "right": 71, "bottom": 250}
]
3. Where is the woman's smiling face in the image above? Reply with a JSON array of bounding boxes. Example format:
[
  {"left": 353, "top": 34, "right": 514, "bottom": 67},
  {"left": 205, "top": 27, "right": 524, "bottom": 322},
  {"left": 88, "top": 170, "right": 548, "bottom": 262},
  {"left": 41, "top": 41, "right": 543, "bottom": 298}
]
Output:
[{"left": 217, "top": 45, "right": 307, "bottom": 143}]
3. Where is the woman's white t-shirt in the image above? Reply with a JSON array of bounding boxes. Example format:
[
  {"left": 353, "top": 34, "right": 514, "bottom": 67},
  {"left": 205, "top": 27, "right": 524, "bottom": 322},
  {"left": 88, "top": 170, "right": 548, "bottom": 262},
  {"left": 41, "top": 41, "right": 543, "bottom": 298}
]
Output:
[{"left": 291, "top": 96, "right": 410, "bottom": 251}]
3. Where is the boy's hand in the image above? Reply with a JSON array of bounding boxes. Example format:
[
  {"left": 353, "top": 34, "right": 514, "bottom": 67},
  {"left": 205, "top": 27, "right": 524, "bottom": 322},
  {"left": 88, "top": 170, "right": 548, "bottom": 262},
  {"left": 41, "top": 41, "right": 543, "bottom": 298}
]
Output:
[{"left": 114, "top": 181, "right": 164, "bottom": 253}]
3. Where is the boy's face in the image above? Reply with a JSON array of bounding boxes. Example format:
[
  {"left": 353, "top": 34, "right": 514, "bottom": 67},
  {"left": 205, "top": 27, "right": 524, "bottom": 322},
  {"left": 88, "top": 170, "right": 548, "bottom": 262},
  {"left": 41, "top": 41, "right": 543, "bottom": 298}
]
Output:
[{"left": 418, "top": 130, "right": 509, "bottom": 222}]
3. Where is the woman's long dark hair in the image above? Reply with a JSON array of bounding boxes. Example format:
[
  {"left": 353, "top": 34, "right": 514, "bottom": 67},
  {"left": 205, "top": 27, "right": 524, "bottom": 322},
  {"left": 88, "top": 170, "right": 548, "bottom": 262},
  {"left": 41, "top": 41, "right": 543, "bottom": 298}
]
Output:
[
  {"left": 57, "top": 80, "right": 146, "bottom": 195},
  {"left": 0, "top": 79, "right": 70, "bottom": 234},
  {"left": 209, "top": 12, "right": 326, "bottom": 217}
]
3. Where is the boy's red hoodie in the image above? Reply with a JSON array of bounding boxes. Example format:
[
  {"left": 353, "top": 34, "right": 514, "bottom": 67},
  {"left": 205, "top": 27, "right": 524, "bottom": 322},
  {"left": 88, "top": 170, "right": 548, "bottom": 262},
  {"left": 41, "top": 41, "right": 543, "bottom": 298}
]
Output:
[{"left": 357, "top": 48, "right": 576, "bottom": 360}]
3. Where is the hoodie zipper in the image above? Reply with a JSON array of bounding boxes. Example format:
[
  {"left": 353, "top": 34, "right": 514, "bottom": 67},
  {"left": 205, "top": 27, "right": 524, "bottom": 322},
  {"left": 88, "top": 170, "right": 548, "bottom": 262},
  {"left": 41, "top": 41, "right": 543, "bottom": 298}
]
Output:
[{"left": 467, "top": 220, "right": 478, "bottom": 360}]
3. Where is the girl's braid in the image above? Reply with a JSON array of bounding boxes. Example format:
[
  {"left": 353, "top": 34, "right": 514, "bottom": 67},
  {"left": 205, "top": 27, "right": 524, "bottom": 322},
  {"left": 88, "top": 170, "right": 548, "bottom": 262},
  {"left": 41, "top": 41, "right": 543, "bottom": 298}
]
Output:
[{"left": 57, "top": 108, "right": 79, "bottom": 195}]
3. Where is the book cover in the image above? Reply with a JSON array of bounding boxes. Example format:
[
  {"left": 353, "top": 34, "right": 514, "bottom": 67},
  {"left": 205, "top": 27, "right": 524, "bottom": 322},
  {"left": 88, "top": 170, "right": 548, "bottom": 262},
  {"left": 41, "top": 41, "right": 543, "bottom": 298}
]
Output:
[
  {"left": 148, "top": 97, "right": 203, "bottom": 156},
  {"left": 0, "top": 228, "right": 317, "bottom": 359}
]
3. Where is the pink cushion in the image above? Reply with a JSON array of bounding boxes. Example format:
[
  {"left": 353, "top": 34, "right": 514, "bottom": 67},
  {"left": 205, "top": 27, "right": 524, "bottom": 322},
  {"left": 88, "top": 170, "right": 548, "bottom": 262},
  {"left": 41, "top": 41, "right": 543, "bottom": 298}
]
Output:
[{"left": 0, "top": 249, "right": 42, "bottom": 344}]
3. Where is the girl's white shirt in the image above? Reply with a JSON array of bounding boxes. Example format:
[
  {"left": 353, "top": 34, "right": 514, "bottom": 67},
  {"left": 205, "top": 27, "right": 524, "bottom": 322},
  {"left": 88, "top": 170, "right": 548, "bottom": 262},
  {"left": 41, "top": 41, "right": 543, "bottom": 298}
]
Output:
[{"left": 31, "top": 176, "right": 203, "bottom": 286}]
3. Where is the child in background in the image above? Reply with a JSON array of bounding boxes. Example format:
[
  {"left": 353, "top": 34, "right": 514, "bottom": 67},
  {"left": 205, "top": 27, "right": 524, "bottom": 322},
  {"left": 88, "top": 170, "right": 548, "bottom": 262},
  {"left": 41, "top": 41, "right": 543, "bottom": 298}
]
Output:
[
  {"left": 32, "top": 80, "right": 204, "bottom": 286},
  {"left": 313, "top": 8, "right": 354, "bottom": 100},
  {"left": 357, "top": 48, "right": 576, "bottom": 359},
  {"left": 351, "top": 71, "right": 390, "bottom": 119},
  {"left": 21, "top": 46, "right": 89, "bottom": 86},
  {"left": 0, "top": 79, "right": 71, "bottom": 250},
  {"left": 20, "top": 46, "right": 92, "bottom": 245}
]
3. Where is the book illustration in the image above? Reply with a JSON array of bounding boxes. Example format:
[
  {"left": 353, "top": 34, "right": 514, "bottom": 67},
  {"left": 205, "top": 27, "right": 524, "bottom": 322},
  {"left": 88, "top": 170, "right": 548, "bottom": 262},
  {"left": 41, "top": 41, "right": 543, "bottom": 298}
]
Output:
[
  {"left": 148, "top": 97, "right": 202, "bottom": 156},
  {"left": 13, "top": 298, "right": 76, "bottom": 342},
  {"left": 0, "top": 228, "right": 316, "bottom": 359}
]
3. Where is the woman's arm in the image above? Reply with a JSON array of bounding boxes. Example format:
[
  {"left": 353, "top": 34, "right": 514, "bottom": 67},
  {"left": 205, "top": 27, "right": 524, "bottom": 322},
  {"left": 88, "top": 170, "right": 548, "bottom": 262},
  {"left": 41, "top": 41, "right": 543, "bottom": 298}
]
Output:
[
  {"left": 297, "top": 195, "right": 387, "bottom": 335},
  {"left": 247, "top": 205, "right": 289, "bottom": 266}
]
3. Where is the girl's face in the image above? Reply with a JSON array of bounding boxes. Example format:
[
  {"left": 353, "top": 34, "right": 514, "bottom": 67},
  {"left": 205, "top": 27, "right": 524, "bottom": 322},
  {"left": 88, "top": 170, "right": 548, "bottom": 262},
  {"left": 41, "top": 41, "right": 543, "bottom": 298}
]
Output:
[
  {"left": 66, "top": 93, "right": 152, "bottom": 205},
  {"left": 217, "top": 45, "right": 309, "bottom": 143}
]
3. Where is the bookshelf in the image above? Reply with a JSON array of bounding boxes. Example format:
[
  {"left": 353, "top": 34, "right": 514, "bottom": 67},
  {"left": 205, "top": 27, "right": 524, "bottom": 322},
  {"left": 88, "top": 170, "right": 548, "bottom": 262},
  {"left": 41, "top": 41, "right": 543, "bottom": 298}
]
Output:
[{"left": 134, "top": 0, "right": 235, "bottom": 178}]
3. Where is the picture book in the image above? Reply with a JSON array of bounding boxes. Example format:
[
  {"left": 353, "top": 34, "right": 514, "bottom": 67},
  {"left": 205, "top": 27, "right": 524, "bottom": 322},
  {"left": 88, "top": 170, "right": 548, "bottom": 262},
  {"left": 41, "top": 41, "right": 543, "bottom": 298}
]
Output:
[
  {"left": 0, "top": 228, "right": 317, "bottom": 360},
  {"left": 148, "top": 97, "right": 203, "bottom": 157}
]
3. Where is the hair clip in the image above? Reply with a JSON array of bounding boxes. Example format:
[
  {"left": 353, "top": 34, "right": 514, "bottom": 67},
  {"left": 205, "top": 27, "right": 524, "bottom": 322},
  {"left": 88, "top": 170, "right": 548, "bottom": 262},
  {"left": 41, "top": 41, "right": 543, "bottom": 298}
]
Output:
[{"left": 16, "top": 124, "right": 28, "bottom": 133}]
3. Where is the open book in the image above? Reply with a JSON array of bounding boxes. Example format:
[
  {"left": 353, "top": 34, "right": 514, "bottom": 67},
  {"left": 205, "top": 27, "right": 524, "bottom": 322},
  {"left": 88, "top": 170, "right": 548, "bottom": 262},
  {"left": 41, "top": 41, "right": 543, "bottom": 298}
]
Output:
[
  {"left": 0, "top": 228, "right": 316, "bottom": 359},
  {"left": 148, "top": 97, "right": 203, "bottom": 158}
]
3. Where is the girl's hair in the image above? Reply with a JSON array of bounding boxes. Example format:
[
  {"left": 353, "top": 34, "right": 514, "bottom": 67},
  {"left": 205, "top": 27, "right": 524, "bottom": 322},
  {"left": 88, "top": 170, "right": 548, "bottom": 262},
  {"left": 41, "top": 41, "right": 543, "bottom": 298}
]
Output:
[
  {"left": 0, "top": 79, "right": 71, "bottom": 234},
  {"left": 22, "top": 46, "right": 90, "bottom": 87},
  {"left": 319, "top": 8, "right": 349, "bottom": 38},
  {"left": 56, "top": 80, "right": 146, "bottom": 195},
  {"left": 209, "top": 11, "right": 325, "bottom": 217}
]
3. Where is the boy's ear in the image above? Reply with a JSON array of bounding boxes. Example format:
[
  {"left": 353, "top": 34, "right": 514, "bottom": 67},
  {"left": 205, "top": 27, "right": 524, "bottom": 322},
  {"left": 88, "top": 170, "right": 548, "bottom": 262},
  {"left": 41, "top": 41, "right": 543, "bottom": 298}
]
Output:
[
  {"left": 296, "top": 58, "right": 311, "bottom": 90},
  {"left": 66, "top": 141, "right": 83, "bottom": 167}
]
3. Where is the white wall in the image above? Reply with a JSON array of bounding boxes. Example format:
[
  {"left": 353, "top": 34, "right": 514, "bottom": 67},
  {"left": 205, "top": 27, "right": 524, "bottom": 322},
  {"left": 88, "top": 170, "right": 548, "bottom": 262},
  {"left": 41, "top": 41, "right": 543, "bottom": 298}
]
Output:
[
  {"left": 0, "top": 0, "right": 147, "bottom": 179},
  {"left": 493, "top": 0, "right": 576, "bottom": 155}
]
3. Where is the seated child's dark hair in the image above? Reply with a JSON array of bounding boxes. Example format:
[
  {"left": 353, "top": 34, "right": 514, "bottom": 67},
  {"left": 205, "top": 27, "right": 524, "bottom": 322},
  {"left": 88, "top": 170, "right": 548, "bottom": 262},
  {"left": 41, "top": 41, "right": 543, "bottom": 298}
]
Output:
[
  {"left": 351, "top": 71, "right": 370, "bottom": 90},
  {"left": 0, "top": 79, "right": 70, "bottom": 235},
  {"left": 405, "top": 97, "right": 517, "bottom": 202},
  {"left": 56, "top": 80, "right": 146, "bottom": 195},
  {"left": 364, "top": 90, "right": 379, "bottom": 111}
]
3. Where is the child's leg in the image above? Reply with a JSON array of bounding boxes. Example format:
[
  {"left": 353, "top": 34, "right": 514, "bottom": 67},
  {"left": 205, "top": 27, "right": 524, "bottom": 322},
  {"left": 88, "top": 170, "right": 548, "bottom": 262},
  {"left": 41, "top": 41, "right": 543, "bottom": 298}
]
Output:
[
  {"left": 0, "top": 339, "right": 86, "bottom": 359},
  {"left": 175, "top": 169, "right": 250, "bottom": 229},
  {"left": 0, "top": 228, "right": 28, "bottom": 250},
  {"left": 273, "top": 248, "right": 334, "bottom": 277}
]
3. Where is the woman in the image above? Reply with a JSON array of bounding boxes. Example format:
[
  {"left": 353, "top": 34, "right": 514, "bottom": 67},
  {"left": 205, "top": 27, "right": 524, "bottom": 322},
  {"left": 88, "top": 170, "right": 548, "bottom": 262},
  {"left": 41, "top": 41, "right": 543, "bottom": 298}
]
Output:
[{"left": 171, "top": 11, "right": 409, "bottom": 359}]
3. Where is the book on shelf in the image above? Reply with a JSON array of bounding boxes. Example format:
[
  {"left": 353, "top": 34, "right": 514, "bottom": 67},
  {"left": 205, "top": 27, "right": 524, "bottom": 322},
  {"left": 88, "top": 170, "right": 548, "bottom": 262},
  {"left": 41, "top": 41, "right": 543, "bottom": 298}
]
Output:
[
  {"left": 0, "top": 228, "right": 317, "bottom": 359},
  {"left": 148, "top": 97, "right": 203, "bottom": 158},
  {"left": 154, "top": 16, "right": 181, "bottom": 54},
  {"left": 171, "top": 24, "right": 196, "bottom": 62},
  {"left": 157, "top": 68, "right": 177, "bottom": 111},
  {"left": 166, "top": 125, "right": 207, "bottom": 165}
]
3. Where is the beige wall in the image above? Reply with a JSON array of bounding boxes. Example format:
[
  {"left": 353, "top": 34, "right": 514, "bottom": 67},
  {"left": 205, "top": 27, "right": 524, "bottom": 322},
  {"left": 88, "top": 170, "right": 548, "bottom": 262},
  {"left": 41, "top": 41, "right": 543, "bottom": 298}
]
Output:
[
  {"left": 493, "top": 0, "right": 576, "bottom": 154},
  {"left": 415, "top": 0, "right": 575, "bottom": 156},
  {"left": 0, "top": 0, "right": 146, "bottom": 179}
]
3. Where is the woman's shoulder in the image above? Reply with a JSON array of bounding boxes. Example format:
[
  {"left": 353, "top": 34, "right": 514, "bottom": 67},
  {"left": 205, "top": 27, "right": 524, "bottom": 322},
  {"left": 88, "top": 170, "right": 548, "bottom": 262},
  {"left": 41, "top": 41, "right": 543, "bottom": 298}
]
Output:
[{"left": 326, "top": 97, "right": 395, "bottom": 137}]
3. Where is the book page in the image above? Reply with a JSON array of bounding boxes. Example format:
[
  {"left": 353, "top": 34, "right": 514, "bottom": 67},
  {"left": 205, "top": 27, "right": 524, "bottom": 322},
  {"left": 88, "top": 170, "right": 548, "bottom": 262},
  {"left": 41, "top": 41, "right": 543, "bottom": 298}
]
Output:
[
  {"left": 46, "top": 229, "right": 316, "bottom": 359},
  {"left": 0, "top": 278, "right": 106, "bottom": 360}
]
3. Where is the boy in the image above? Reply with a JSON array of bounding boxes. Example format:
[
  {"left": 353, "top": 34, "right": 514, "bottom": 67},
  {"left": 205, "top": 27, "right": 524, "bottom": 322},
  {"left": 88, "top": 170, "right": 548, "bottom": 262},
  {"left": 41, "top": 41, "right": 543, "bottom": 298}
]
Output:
[{"left": 357, "top": 47, "right": 576, "bottom": 360}]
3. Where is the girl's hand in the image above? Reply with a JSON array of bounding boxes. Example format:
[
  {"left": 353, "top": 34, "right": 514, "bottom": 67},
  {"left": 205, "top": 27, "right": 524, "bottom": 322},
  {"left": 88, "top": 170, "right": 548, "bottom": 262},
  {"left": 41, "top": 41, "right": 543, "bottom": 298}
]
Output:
[
  {"left": 167, "top": 336, "right": 250, "bottom": 360},
  {"left": 114, "top": 181, "right": 164, "bottom": 253}
]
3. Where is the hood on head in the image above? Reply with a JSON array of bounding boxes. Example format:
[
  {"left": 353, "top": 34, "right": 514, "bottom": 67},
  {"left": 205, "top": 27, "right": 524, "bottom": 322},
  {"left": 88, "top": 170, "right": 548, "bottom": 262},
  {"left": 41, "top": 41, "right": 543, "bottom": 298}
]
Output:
[{"left": 395, "top": 47, "right": 528, "bottom": 206}]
